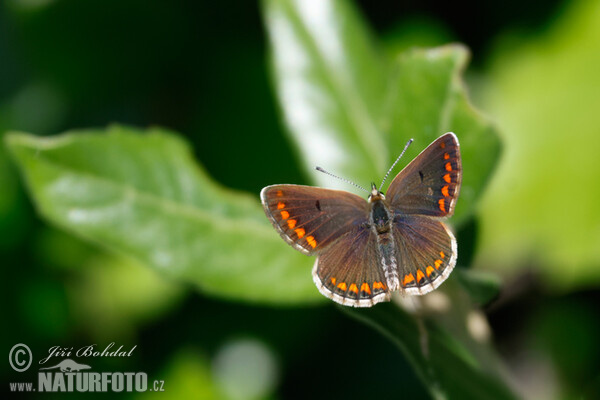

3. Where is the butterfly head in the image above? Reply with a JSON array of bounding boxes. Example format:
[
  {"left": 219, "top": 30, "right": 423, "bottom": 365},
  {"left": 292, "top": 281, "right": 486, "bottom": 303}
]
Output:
[{"left": 368, "top": 182, "right": 385, "bottom": 202}]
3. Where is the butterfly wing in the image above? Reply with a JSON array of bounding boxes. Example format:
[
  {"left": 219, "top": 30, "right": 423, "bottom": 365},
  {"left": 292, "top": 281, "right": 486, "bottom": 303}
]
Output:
[
  {"left": 260, "top": 184, "right": 368, "bottom": 255},
  {"left": 312, "top": 227, "right": 391, "bottom": 307},
  {"left": 392, "top": 215, "right": 457, "bottom": 294},
  {"left": 386, "top": 132, "right": 462, "bottom": 217},
  {"left": 386, "top": 133, "right": 461, "bottom": 294}
]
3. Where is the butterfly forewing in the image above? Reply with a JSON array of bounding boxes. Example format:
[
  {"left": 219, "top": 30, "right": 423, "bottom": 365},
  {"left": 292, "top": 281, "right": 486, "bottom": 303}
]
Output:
[
  {"left": 313, "top": 228, "right": 391, "bottom": 307},
  {"left": 261, "top": 185, "right": 368, "bottom": 255},
  {"left": 386, "top": 132, "right": 462, "bottom": 217}
]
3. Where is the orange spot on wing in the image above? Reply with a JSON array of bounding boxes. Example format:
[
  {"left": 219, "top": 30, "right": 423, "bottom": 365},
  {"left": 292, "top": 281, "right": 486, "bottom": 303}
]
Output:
[
  {"left": 441, "top": 185, "right": 449, "bottom": 197},
  {"left": 277, "top": 202, "right": 285, "bottom": 209},
  {"left": 438, "top": 198, "right": 446, "bottom": 212},
  {"left": 440, "top": 251, "right": 445, "bottom": 259},
  {"left": 440, "top": 142, "right": 446, "bottom": 149},
  {"left": 337, "top": 282, "right": 347, "bottom": 291},
  {"left": 361, "top": 283, "right": 371, "bottom": 295},
  {"left": 402, "top": 273, "right": 415, "bottom": 286},
  {"left": 280, "top": 210, "right": 290, "bottom": 219},
  {"left": 445, "top": 162, "right": 452, "bottom": 172},
  {"left": 443, "top": 173, "right": 451, "bottom": 183},
  {"left": 434, "top": 259, "right": 443, "bottom": 269},
  {"left": 295, "top": 228, "right": 305, "bottom": 238},
  {"left": 287, "top": 219, "right": 297, "bottom": 229},
  {"left": 444, "top": 152, "right": 450, "bottom": 160},
  {"left": 331, "top": 277, "right": 336, "bottom": 285},
  {"left": 276, "top": 190, "right": 283, "bottom": 197},
  {"left": 373, "top": 281, "right": 385, "bottom": 290},
  {"left": 426, "top": 266, "right": 435, "bottom": 277},
  {"left": 306, "top": 235, "right": 317, "bottom": 248},
  {"left": 349, "top": 283, "right": 359, "bottom": 294},
  {"left": 416, "top": 270, "right": 425, "bottom": 282}
]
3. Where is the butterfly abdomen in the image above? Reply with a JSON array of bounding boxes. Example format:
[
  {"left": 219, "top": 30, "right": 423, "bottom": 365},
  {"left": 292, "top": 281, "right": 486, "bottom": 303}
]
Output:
[{"left": 375, "top": 233, "right": 400, "bottom": 291}]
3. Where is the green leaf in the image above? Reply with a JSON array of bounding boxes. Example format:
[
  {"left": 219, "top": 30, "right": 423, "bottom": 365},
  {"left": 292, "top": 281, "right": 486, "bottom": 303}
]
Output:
[
  {"left": 263, "top": 0, "right": 500, "bottom": 226},
  {"left": 343, "top": 303, "right": 519, "bottom": 400},
  {"left": 5, "top": 125, "right": 321, "bottom": 305}
]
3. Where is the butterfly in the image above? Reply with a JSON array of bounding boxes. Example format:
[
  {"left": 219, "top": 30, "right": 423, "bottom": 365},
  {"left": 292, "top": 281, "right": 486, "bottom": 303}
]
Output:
[{"left": 260, "top": 133, "right": 462, "bottom": 307}]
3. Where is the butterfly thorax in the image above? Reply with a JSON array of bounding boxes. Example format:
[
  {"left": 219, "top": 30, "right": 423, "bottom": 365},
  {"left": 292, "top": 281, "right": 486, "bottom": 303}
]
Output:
[
  {"left": 370, "top": 199, "right": 392, "bottom": 234},
  {"left": 368, "top": 184, "right": 392, "bottom": 234}
]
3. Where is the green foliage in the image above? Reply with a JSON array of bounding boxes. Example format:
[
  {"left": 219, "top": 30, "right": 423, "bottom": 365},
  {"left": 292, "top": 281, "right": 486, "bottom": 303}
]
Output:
[
  {"left": 344, "top": 303, "right": 518, "bottom": 400},
  {"left": 5, "top": 0, "right": 502, "bottom": 307},
  {"left": 263, "top": 0, "right": 500, "bottom": 225},
  {"left": 6, "top": 126, "right": 319, "bottom": 305},
  {"left": 479, "top": 0, "right": 600, "bottom": 287},
  {"left": 4, "top": 0, "right": 515, "bottom": 397}
]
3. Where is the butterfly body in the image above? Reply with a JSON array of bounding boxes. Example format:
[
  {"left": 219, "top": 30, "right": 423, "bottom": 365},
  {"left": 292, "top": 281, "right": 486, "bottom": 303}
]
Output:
[
  {"left": 365, "top": 187, "right": 400, "bottom": 292},
  {"left": 261, "top": 133, "right": 462, "bottom": 307}
]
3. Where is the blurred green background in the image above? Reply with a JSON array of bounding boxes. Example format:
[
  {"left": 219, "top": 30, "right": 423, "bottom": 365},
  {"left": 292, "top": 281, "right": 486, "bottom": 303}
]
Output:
[{"left": 2, "top": 0, "right": 600, "bottom": 399}]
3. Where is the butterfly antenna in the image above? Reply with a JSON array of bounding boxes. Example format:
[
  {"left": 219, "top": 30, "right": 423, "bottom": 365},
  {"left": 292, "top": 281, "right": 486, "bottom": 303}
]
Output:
[
  {"left": 315, "top": 166, "right": 369, "bottom": 194},
  {"left": 379, "top": 138, "right": 413, "bottom": 191}
]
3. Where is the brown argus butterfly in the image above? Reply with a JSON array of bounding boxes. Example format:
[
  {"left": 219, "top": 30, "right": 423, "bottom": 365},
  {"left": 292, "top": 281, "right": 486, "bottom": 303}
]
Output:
[{"left": 261, "top": 133, "right": 462, "bottom": 307}]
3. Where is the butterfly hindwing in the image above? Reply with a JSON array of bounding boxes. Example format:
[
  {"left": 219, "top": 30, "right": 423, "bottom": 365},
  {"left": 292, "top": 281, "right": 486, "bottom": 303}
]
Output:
[
  {"left": 260, "top": 185, "right": 368, "bottom": 255},
  {"left": 393, "top": 215, "right": 457, "bottom": 295},
  {"left": 312, "top": 227, "right": 391, "bottom": 307},
  {"left": 386, "top": 132, "right": 462, "bottom": 217}
]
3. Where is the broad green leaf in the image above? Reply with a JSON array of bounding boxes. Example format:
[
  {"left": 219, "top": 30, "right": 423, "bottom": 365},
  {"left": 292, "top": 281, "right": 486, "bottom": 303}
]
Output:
[
  {"left": 264, "top": 0, "right": 500, "bottom": 225},
  {"left": 343, "top": 303, "right": 519, "bottom": 400},
  {"left": 263, "top": 0, "right": 388, "bottom": 191},
  {"left": 5, "top": 125, "right": 321, "bottom": 304}
]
